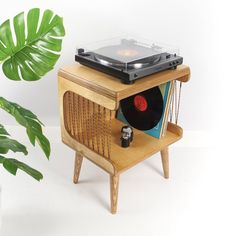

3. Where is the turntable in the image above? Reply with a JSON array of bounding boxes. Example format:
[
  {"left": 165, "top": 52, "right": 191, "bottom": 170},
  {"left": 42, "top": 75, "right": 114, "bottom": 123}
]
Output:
[{"left": 75, "top": 38, "right": 183, "bottom": 84}]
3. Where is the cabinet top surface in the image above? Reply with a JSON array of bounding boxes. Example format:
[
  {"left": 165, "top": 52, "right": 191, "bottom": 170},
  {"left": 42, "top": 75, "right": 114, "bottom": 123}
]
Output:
[{"left": 58, "top": 64, "right": 190, "bottom": 101}]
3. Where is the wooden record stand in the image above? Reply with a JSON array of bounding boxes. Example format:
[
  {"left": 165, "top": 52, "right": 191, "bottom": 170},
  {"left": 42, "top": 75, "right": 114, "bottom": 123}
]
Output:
[{"left": 58, "top": 64, "right": 190, "bottom": 214}]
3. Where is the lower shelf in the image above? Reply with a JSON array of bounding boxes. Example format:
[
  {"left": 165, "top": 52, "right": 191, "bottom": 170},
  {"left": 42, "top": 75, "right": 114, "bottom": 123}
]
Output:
[
  {"left": 110, "top": 119, "right": 182, "bottom": 173},
  {"left": 62, "top": 118, "right": 183, "bottom": 174}
]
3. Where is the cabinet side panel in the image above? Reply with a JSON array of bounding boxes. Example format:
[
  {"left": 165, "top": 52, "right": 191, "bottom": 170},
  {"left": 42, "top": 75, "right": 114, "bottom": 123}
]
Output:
[{"left": 63, "top": 91, "right": 112, "bottom": 159}]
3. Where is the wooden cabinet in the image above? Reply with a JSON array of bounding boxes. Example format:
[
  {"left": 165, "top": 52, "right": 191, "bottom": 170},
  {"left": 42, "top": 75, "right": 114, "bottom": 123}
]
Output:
[{"left": 58, "top": 64, "right": 190, "bottom": 214}]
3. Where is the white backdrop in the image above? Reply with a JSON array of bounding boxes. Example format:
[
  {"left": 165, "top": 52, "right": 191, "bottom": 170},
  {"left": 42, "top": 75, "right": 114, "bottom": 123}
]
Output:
[
  {"left": 1, "top": 2, "right": 236, "bottom": 235},
  {"left": 0, "top": 0, "right": 234, "bottom": 132}
]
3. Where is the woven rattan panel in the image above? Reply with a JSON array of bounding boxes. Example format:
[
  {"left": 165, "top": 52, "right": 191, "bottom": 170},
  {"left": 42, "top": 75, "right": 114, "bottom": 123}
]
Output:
[{"left": 63, "top": 91, "right": 112, "bottom": 159}]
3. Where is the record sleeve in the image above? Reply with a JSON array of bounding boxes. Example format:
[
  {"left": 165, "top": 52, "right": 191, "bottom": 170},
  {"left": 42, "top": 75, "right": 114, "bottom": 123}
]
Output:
[{"left": 117, "top": 81, "right": 174, "bottom": 139}]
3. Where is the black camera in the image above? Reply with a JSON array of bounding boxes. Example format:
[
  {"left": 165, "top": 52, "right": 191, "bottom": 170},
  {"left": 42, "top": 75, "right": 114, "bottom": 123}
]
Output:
[{"left": 120, "top": 126, "right": 133, "bottom": 148}]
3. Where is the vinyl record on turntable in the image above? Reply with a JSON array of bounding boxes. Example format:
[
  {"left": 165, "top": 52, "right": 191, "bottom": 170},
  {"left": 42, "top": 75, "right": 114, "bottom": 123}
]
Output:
[
  {"left": 120, "top": 87, "right": 164, "bottom": 131},
  {"left": 93, "top": 43, "right": 162, "bottom": 70}
]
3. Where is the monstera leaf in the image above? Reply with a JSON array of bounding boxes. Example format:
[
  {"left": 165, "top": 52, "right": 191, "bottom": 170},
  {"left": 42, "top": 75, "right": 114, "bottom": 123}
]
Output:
[
  {"left": 0, "top": 97, "right": 50, "bottom": 158},
  {"left": 0, "top": 8, "right": 65, "bottom": 81},
  {"left": 0, "top": 155, "right": 43, "bottom": 181},
  {"left": 0, "top": 8, "right": 64, "bottom": 180}
]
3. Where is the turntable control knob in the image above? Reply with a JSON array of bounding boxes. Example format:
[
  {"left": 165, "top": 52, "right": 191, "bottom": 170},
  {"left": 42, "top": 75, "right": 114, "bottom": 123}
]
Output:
[
  {"left": 77, "top": 48, "right": 84, "bottom": 54},
  {"left": 166, "top": 54, "right": 171, "bottom": 59}
]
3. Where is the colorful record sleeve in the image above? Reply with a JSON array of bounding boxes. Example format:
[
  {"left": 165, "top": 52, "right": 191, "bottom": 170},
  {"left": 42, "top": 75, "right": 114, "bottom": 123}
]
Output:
[{"left": 117, "top": 81, "right": 173, "bottom": 139}]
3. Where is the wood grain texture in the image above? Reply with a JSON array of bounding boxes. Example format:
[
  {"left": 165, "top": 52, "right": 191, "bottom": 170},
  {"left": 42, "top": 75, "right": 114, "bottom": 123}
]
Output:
[
  {"left": 58, "top": 64, "right": 190, "bottom": 106},
  {"left": 58, "top": 64, "right": 190, "bottom": 213},
  {"left": 73, "top": 152, "right": 83, "bottom": 184},
  {"left": 63, "top": 91, "right": 112, "bottom": 159},
  {"left": 61, "top": 126, "right": 116, "bottom": 174},
  {"left": 58, "top": 76, "right": 116, "bottom": 174},
  {"left": 59, "top": 74, "right": 183, "bottom": 176},
  {"left": 110, "top": 120, "right": 182, "bottom": 173},
  {"left": 61, "top": 118, "right": 182, "bottom": 175},
  {"left": 58, "top": 76, "right": 117, "bottom": 110},
  {"left": 161, "top": 147, "right": 169, "bottom": 179},
  {"left": 110, "top": 174, "right": 119, "bottom": 214},
  {"left": 167, "top": 122, "right": 183, "bottom": 137}
]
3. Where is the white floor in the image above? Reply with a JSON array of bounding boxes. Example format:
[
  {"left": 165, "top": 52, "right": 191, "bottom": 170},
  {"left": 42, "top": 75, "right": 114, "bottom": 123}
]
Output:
[{"left": 0, "top": 129, "right": 235, "bottom": 236}]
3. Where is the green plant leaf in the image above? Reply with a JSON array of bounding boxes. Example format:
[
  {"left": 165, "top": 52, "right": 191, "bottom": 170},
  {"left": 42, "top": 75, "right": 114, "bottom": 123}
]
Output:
[
  {"left": 0, "top": 136, "right": 28, "bottom": 155},
  {"left": 0, "top": 123, "right": 28, "bottom": 155},
  {"left": 0, "top": 8, "right": 65, "bottom": 81},
  {"left": 0, "top": 155, "right": 43, "bottom": 181},
  {"left": 0, "top": 124, "right": 9, "bottom": 135},
  {"left": 0, "top": 97, "right": 50, "bottom": 158}
]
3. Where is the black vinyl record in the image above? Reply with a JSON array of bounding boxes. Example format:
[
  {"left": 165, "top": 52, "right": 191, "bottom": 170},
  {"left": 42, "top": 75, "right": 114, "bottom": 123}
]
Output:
[{"left": 120, "top": 86, "right": 164, "bottom": 131}]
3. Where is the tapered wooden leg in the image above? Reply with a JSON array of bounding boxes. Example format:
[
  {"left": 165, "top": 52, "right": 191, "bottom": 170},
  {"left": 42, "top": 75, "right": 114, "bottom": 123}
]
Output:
[
  {"left": 161, "top": 147, "right": 169, "bottom": 179},
  {"left": 73, "top": 152, "right": 83, "bottom": 184},
  {"left": 110, "top": 174, "right": 119, "bottom": 214}
]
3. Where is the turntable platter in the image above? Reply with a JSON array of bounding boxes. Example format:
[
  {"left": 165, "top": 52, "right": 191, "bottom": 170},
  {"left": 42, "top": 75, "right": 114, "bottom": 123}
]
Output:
[{"left": 94, "top": 44, "right": 162, "bottom": 70}]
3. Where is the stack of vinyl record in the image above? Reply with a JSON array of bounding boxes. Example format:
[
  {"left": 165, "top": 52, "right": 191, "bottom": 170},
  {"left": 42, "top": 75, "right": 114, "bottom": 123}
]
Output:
[{"left": 117, "top": 81, "right": 174, "bottom": 139}]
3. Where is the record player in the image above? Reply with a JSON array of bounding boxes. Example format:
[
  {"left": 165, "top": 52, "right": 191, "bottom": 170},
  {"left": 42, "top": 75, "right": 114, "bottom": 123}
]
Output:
[{"left": 75, "top": 37, "right": 183, "bottom": 84}]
